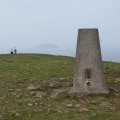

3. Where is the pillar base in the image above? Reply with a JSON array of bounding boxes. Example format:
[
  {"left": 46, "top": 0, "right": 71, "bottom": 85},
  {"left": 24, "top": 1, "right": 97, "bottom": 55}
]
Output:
[{"left": 68, "top": 87, "right": 109, "bottom": 96}]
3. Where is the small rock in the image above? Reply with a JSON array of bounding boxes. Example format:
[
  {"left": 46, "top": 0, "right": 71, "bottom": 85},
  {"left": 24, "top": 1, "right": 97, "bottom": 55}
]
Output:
[
  {"left": 35, "top": 103, "right": 38, "bottom": 105},
  {"left": 35, "top": 92, "right": 46, "bottom": 98},
  {"left": 28, "top": 103, "right": 33, "bottom": 107},
  {"left": 59, "top": 77, "right": 64, "bottom": 81},
  {"left": 66, "top": 104, "right": 73, "bottom": 108},
  {"left": 79, "top": 107, "right": 89, "bottom": 112},
  {"left": 57, "top": 110, "right": 62, "bottom": 113},
  {"left": 115, "top": 78, "right": 120, "bottom": 83},
  {"left": 49, "top": 82, "right": 55, "bottom": 88},
  {"left": 75, "top": 104, "right": 81, "bottom": 108},
  {"left": 51, "top": 88, "right": 68, "bottom": 99},
  {"left": 10, "top": 111, "right": 21, "bottom": 117},
  {"left": 100, "top": 102, "right": 112, "bottom": 108},
  {"left": 15, "top": 113, "right": 21, "bottom": 117},
  {"left": 49, "top": 82, "right": 58, "bottom": 88},
  {"left": 110, "top": 106, "right": 116, "bottom": 111},
  {"left": 28, "top": 85, "right": 39, "bottom": 91},
  {"left": 9, "top": 89, "right": 14, "bottom": 92}
]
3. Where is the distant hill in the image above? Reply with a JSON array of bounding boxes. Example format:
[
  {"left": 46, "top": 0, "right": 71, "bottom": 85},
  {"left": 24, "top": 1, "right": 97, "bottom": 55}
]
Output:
[{"left": 0, "top": 54, "right": 120, "bottom": 120}]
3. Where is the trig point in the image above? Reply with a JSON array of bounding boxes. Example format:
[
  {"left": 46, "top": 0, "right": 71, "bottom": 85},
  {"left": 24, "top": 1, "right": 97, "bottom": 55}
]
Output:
[{"left": 71, "top": 28, "right": 109, "bottom": 94}]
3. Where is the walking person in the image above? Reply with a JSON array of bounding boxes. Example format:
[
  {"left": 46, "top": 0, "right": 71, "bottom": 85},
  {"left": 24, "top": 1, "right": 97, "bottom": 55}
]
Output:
[{"left": 14, "top": 48, "right": 17, "bottom": 54}]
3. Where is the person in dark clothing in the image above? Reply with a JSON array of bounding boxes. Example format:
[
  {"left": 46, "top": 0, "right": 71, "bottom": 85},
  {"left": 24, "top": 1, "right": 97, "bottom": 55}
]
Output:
[
  {"left": 10, "top": 49, "right": 13, "bottom": 54},
  {"left": 14, "top": 48, "right": 17, "bottom": 54}
]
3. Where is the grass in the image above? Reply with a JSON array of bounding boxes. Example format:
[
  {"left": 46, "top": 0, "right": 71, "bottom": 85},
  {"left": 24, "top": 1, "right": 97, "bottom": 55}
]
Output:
[{"left": 0, "top": 54, "right": 120, "bottom": 120}]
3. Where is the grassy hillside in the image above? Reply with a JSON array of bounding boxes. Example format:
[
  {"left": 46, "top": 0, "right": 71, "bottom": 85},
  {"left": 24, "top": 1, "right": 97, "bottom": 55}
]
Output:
[{"left": 0, "top": 54, "right": 120, "bottom": 120}]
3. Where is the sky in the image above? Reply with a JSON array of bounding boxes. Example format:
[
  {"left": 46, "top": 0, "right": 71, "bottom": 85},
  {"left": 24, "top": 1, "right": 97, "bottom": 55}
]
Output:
[{"left": 0, "top": 0, "right": 120, "bottom": 62}]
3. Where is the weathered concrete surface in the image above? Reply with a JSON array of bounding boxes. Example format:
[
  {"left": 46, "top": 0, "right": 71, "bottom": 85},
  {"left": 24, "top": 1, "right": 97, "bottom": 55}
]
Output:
[{"left": 71, "top": 28, "right": 109, "bottom": 94}]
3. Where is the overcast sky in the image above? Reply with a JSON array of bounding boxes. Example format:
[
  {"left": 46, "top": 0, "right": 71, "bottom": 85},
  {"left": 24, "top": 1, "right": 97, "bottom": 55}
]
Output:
[{"left": 0, "top": 0, "right": 120, "bottom": 62}]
